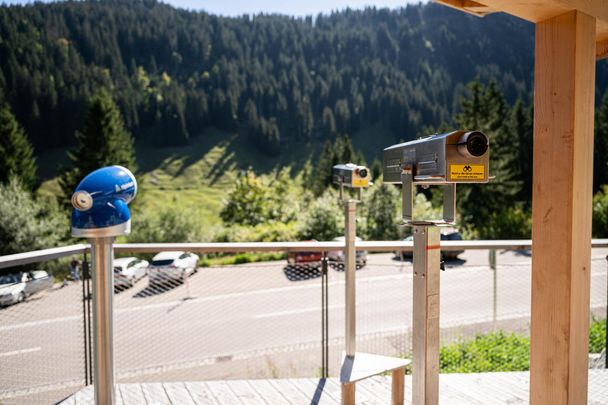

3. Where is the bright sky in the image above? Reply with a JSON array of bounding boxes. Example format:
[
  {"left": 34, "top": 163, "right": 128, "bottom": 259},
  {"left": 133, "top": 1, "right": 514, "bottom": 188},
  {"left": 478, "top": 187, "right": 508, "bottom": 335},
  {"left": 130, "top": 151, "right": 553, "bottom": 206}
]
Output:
[{"left": 0, "top": 0, "right": 429, "bottom": 17}]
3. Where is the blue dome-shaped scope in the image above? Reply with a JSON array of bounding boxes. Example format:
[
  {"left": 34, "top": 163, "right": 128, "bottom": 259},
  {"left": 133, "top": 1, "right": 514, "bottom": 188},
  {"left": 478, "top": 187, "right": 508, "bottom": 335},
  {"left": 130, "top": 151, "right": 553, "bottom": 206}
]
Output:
[{"left": 71, "top": 166, "right": 137, "bottom": 238}]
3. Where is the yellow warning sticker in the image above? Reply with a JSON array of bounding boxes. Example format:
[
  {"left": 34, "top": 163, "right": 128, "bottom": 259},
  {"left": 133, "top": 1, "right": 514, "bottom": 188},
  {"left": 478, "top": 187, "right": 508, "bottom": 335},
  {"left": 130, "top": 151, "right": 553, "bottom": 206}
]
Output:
[
  {"left": 352, "top": 178, "right": 369, "bottom": 187},
  {"left": 449, "top": 164, "right": 485, "bottom": 180}
]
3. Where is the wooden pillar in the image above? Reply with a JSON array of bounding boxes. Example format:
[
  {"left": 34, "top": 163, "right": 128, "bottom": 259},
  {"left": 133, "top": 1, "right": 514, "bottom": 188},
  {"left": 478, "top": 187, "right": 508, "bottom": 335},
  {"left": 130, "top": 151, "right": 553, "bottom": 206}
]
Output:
[{"left": 530, "top": 10, "right": 596, "bottom": 405}]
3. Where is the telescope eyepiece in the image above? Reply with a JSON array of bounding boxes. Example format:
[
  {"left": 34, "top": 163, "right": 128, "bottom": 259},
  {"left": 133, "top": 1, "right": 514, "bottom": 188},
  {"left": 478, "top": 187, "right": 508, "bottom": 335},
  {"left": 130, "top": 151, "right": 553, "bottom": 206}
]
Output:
[
  {"left": 72, "top": 191, "right": 93, "bottom": 211},
  {"left": 358, "top": 168, "right": 368, "bottom": 178},
  {"left": 458, "top": 131, "right": 488, "bottom": 158}
]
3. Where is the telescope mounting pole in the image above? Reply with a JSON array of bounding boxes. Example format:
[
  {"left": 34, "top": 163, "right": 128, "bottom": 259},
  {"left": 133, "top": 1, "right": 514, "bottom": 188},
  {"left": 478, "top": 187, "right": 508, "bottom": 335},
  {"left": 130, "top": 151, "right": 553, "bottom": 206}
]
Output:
[
  {"left": 344, "top": 199, "right": 357, "bottom": 358},
  {"left": 412, "top": 225, "right": 440, "bottom": 405},
  {"left": 89, "top": 237, "right": 116, "bottom": 405}
]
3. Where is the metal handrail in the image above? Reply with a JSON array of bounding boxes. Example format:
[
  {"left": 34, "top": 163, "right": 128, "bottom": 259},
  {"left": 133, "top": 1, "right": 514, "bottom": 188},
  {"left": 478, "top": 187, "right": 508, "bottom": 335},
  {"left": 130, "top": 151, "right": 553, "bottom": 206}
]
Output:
[{"left": 2, "top": 239, "right": 608, "bottom": 270}]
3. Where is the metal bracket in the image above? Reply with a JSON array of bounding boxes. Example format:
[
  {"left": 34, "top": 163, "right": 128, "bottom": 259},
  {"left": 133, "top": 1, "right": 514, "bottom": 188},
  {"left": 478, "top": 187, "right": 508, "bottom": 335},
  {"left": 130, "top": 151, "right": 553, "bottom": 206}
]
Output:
[{"left": 401, "top": 172, "right": 456, "bottom": 226}]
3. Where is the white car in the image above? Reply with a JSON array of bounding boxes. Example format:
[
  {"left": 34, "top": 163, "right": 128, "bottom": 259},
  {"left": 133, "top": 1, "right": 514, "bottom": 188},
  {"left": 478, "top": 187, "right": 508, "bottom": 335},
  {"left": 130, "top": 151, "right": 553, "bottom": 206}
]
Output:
[
  {"left": 327, "top": 236, "right": 367, "bottom": 268},
  {"left": 0, "top": 271, "right": 53, "bottom": 307},
  {"left": 113, "top": 257, "right": 149, "bottom": 288},
  {"left": 148, "top": 251, "right": 199, "bottom": 286}
]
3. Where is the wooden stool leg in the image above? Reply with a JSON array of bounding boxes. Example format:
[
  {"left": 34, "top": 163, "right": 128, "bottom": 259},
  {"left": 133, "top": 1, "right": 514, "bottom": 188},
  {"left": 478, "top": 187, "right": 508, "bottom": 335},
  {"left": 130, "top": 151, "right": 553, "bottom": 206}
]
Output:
[
  {"left": 342, "top": 382, "right": 355, "bottom": 405},
  {"left": 392, "top": 368, "right": 405, "bottom": 405}
]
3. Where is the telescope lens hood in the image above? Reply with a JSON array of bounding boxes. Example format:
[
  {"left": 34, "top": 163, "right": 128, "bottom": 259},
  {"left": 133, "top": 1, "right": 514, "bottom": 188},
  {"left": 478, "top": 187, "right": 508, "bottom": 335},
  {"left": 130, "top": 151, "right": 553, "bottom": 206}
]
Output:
[{"left": 458, "top": 131, "right": 488, "bottom": 158}]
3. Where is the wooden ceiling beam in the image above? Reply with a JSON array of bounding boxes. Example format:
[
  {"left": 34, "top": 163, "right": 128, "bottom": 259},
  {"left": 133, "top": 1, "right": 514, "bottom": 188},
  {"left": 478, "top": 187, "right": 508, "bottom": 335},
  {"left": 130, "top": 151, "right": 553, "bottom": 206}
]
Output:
[{"left": 435, "top": 0, "right": 608, "bottom": 59}]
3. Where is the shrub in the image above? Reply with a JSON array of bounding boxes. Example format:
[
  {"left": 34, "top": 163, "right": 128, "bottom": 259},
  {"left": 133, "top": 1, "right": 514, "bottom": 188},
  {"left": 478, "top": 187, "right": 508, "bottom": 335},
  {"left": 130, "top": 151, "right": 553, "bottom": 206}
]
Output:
[
  {"left": 589, "top": 317, "right": 606, "bottom": 353},
  {"left": 592, "top": 186, "right": 608, "bottom": 237},
  {"left": 0, "top": 179, "right": 67, "bottom": 257},
  {"left": 440, "top": 330, "right": 530, "bottom": 373},
  {"left": 214, "top": 221, "right": 298, "bottom": 243},
  {"left": 128, "top": 206, "right": 202, "bottom": 243},
  {"left": 297, "top": 191, "right": 343, "bottom": 241}
]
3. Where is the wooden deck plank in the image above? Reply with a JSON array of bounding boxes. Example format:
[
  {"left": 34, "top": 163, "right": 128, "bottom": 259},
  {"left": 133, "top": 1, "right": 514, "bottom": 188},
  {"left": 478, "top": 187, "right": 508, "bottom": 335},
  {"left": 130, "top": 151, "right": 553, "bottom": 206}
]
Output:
[
  {"left": 357, "top": 375, "right": 393, "bottom": 403},
  {"left": 244, "top": 379, "right": 289, "bottom": 405},
  {"left": 72, "top": 386, "right": 93, "bottom": 405},
  {"left": 164, "top": 382, "right": 196, "bottom": 405},
  {"left": 471, "top": 372, "right": 529, "bottom": 401},
  {"left": 225, "top": 379, "right": 266, "bottom": 404},
  {"left": 140, "top": 383, "right": 171, "bottom": 405},
  {"left": 296, "top": 378, "right": 341, "bottom": 404},
  {"left": 184, "top": 382, "right": 218, "bottom": 405},
  {"left": 440, "top": 374, "right": 509, "bottom": 405},
  {"left": 119, "top": 384, "right": 147, "bottom": 405},
  {"left": 321, "top": 377, "right": 347, "bottom": 404},
  {"left": 59, "top": 370, "right": 608, "bottom": 405},
  {"left": 204, "top": 380, "right": 244, "bottom": 404},
  {"left": 266, "top": 378, "right": 312, "bottom": 404}
]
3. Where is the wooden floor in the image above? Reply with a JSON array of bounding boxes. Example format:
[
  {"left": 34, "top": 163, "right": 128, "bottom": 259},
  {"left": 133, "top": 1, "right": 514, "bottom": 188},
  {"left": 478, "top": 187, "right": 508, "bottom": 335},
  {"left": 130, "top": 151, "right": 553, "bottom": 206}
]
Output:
[{"left": 59, "top": 370, "right": 608, "bottom": 404}]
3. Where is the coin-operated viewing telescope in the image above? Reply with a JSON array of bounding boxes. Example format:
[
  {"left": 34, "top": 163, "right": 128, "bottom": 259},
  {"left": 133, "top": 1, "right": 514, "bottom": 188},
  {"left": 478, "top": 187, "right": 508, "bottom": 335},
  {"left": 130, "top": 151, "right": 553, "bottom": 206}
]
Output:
[
  {"left": 333, "top": 163, "right": 371, "bottom": 188},
  {"left": 70, "top": 165, "right": 137, "bottom": 405},
  {"left": 333, "top": 163, "right": 371, "bottom": 200},
  {"left": 71, "top": 165, "right": 137, "bottom": 237},
  {"left": 383, "top": 130, "right": 489, "bottom": 224},
  {"left": 383, "top": 130, "right": 490, "bottom": 405}
]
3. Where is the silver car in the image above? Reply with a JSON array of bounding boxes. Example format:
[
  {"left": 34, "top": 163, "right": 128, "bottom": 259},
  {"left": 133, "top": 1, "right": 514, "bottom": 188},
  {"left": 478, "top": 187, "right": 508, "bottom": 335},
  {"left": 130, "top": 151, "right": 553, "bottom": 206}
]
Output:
[
  {"left": 114, "top": 257, "right": 149, "bottom": 288},
  {"left": 148, "top": 251, "right": 199, "bottom": 286},
  {"left": 0, "top": 271, "right": 53, "bottom": 307},
  {"left": 327, "top": 236, "right": 367, "bottom": 268}
]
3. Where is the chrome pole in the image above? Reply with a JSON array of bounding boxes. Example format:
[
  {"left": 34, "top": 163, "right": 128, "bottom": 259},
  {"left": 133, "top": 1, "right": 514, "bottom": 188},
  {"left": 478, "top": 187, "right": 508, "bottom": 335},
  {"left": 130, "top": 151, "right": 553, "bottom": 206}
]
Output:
[
  {"left": 345, "top": 200, "right": 357, "bottom": 357},
  {"left": 89, "top": 237, "right": 115, "bottom": 405}
]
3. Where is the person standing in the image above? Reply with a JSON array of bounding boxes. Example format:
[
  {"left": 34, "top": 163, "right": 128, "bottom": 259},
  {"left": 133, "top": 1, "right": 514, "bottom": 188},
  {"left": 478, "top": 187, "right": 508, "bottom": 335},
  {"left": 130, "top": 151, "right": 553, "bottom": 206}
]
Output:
[{"left": 69, "top": 258, "right": 80, "bottom": 281}]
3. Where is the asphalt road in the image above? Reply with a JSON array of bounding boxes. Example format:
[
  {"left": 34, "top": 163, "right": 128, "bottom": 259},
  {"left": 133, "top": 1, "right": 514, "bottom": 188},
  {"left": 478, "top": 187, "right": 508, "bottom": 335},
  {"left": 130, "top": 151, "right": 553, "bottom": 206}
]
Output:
[{"left": 1, "top": 249, "right": 607, "bottom": 403}]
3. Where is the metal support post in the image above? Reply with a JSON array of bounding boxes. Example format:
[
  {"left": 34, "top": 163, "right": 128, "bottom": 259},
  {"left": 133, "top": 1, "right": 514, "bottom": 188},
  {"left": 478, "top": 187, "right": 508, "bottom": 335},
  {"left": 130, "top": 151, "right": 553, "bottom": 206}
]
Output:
[
  {"left": 344, "top": 200, "right": 357, "bottom": 357},
  {"left": 412, "top": 225, "right": 440, "bottom": 405},
  {"left": 321, "top": 253, "right": 329, "bottom": 378},
  {"left": 89, "top": 237, "right": 115, "bottom": 405},
  {"left": 490, "top": 249, "right": 497, "bottom": 330}
]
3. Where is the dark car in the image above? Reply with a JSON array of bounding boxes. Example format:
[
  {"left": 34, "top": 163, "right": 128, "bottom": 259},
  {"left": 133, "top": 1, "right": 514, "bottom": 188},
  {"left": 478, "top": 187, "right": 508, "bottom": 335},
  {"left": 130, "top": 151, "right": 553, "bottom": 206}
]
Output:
[
  {"left": 396, "top": 228, "right": 465, "bottom": 261},
  {"left": 287, "top": 240, "right": 323, "bottom": 269}
]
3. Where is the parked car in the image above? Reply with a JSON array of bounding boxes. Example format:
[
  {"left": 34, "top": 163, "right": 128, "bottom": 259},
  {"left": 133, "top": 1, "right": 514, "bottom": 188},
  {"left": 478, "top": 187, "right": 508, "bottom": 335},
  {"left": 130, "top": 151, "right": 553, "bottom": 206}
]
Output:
[
  {"left": 0, "top": 270, "right": 53, "bottom": 307},
  {"left": 113, "top": 257, "right": 149, "bottom": 288},
  {"left": 287, "top": 240, "right": 322, "bottom": 269},
  {"left": 396, "top": 228, "right": 465, "bottom": 261},
  {"left": 147, "top": 251, "right": 199, "bottom": 285},
  {"left": 327, "top": 236, "right": 367, "bottom": 268}
]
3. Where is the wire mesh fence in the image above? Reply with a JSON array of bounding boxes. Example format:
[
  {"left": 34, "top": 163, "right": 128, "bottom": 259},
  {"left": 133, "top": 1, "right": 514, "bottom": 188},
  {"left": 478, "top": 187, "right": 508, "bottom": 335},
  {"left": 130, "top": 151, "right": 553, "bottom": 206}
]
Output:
[
  {"left": 112, "top": 256, "right": 325, "bottom": 386},
  {"left": 0, "top": 245, "right": 606, "bottom": 404},
  {"left": 0, "top": 256, "right": 88, "bottom": 405}
]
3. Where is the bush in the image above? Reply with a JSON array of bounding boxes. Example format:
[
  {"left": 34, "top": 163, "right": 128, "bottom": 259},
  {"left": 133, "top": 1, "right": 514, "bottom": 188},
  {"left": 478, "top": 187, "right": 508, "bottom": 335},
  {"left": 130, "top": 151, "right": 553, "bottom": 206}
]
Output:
[
  {"left": 589, "top": 317, "right": 606, "bottom": 353},
  {"left": 440, "top": 330, "right": 530, "bottom": 373},
  {"left": 480, "top": 205, "right": 532, "bottom": 239},
  {"left": 592, "top": 186, "right": 608, "bottom": 237},
  {"left": 128, "top": 206, "right": 203, "bottom": 243},
  {"left": 214, "top": 221, "right": 298, "bottom": 243},
  {"left": 297, "top": 191, "right": 343, "bottom": 241},
  {"left": 220, "top": 168, "right": 299, "bottom": 227},
  {"left": 364, "top": 183, "right": 401, "bottom": 240},
  {"left": 0, "top": 179, "right": 67, "bottom": 257}
]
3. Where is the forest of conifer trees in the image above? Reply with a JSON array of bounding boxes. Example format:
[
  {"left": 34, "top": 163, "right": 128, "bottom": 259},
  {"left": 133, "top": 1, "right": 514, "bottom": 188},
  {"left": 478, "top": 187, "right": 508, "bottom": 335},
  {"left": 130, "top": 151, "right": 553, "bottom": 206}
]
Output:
[{"left": 4, "top": 0, "right": 606, "bottom": 157}]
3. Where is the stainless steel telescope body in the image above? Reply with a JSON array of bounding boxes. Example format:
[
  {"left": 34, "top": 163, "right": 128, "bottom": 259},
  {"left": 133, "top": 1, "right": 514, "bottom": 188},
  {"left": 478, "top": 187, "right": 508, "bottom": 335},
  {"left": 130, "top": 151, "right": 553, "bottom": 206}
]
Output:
[{"left": 383, "top": 130, "right": 489, "bottom": 185}]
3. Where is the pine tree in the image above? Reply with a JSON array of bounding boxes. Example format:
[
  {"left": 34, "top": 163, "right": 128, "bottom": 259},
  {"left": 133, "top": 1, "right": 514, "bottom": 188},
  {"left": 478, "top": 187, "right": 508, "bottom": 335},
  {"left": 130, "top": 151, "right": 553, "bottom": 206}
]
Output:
[
  {"left": 312, "top": 141, "right": 335, "bottom": 196},
  {"left": 59, "top": 91, "right": 137, "bottom": 202},
  {"left": 365, "top": 183, "right": 400, "bottom": 240},
  {"left": 0, "top": 103, "right": 37, "bottom": 191},
  {"left": 594, "top": 90, "right": 608, "bottom": 192},
  {"left": 455, "top": 80, "right": 521, "bottom": 235}
]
